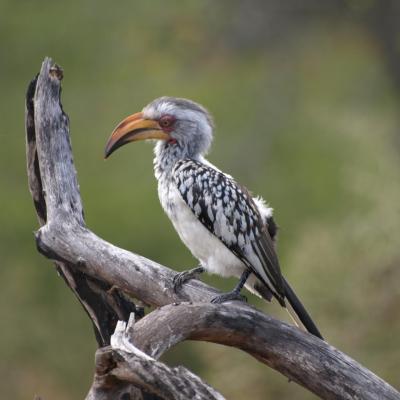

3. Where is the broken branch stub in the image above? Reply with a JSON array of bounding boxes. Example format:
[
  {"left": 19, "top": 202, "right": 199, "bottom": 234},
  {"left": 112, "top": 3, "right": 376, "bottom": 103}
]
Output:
[{"left": 27, "top": 58, "right": 400, "bottom": 400}]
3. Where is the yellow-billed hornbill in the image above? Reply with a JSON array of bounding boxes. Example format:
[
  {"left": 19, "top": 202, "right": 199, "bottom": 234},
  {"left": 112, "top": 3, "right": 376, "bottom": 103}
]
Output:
[{"left": 104, "top": 97, "right": 323, "bottom": 339}]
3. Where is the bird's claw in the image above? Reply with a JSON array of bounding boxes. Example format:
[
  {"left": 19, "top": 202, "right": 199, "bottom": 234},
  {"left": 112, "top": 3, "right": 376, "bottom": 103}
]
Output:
[
  {"left": 173, "top": 266, "right": 204, "bottom": 293},
  {"left": 211, "top": 291, "right": 247, "bottom": 304},
  {"left": 173, "top": 272, "right": 190, "bottom": 292}
]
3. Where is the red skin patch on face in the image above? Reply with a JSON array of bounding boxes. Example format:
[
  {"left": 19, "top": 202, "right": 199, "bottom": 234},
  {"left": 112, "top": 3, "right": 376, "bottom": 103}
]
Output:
[
  {"left": 159, "top": 115, "right": 176, "bottom": 132},
  {"left": 159, "top": 115, "right": 177, "bottom": 143}
]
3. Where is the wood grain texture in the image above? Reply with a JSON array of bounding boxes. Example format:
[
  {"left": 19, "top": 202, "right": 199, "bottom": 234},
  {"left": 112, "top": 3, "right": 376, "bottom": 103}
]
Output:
[
  {"left": 86, "top": 317, "right": 225, "bottom": 400},
  {"left": 26, "top": 59, "right": 143, "bottom": 347},
  {"left": 27, "top": 58, "right": 400, "bottom": 400},
  {"left": 132, "top": 303, "right": 400, "bottom": 400}
]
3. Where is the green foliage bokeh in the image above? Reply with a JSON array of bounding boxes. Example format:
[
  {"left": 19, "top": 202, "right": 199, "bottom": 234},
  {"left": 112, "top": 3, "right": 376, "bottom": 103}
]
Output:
[{"left": 1, "top": 1, "right": 399, "bottom": 398}]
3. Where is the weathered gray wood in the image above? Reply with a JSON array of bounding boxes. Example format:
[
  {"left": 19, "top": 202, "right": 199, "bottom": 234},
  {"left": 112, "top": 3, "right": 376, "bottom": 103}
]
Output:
[
  {"left": 130, "top": 303, "right": 400, "bottom": 400},
  {"left": 27, "top": 57, "right": 400, "bottom": 400},
  {"left": 87, "top": 347, "right": 225, "bottom": 400},
  {"left": 86, "top": 318, "right": 225, "bottom": 400},
  {"left": 31, "top": 60, "right": 218, "bottom": 307},
  {"left": 26, "top": 60, "right": 143, "bottom": 347}
]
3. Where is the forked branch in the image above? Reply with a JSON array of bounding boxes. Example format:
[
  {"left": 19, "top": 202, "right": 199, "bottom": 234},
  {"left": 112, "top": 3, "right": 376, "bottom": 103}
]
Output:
[
  {"left": 26, "top": 58, "right": 400, "bottom": 400},
  {"left": 87, "top": 316, "right": 225, "bottom": 400}
]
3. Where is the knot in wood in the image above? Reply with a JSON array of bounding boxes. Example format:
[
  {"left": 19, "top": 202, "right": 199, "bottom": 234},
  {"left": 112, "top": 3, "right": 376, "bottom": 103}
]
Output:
[{"left": 49, "top": 64, "right": 63, "bottom": 80}]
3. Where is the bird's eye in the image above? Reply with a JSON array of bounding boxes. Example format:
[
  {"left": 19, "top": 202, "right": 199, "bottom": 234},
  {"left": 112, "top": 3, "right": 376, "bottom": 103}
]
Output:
[{"left": 159, "top": 115, "right": 175, "bottom": 130}]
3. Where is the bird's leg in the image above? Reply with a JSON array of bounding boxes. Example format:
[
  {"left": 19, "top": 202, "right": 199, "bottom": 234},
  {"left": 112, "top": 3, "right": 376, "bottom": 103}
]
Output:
[
  {"left": 211, "top": 268, "right": 252, "bottom": 304},
  {"left": 173, "top": 266, "right": 205, "bottom": 292}
]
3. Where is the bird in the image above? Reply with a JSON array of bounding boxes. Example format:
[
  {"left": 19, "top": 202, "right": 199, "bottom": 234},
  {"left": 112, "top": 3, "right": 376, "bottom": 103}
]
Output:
[{"left": 104, "top": 96, "right": 323, "bottom": 339}]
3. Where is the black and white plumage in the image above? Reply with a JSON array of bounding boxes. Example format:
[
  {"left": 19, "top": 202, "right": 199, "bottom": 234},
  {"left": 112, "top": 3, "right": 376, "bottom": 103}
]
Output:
[
  {"left": 105, "top": 96, "right": 323, "bottom": 339},
  {"left": 172, "top": 159, "right": 283, "bottom": 302}
]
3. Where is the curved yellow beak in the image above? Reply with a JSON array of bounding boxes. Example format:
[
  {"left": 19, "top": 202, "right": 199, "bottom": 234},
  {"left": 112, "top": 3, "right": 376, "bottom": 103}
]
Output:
[{"left": 104, "top": 112, "right": 170, "bottom": 158}]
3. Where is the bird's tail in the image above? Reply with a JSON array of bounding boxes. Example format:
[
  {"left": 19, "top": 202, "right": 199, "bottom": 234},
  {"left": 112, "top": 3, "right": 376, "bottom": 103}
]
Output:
[{"left": 282, "top": 278, "right": 323, "bottom": 340}]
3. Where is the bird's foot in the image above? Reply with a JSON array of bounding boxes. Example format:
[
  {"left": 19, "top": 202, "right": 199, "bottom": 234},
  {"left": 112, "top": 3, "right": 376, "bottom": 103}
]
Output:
[
  {"left": 211, "top": 291, "right": 247, "bottom": 304},
  {"left": 173, "top": 266, "right": 205, "bottom": 293}
]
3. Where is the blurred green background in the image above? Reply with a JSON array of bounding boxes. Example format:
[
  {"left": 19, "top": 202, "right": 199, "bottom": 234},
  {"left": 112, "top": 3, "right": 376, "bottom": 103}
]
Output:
[{"left": 1, "top": 0, "right": 400, "bottom": 398}]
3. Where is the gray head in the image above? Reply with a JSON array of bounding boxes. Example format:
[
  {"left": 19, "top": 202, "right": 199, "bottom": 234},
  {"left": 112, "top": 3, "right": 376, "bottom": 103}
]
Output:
[
  {"left": 143, "top": 97, "right": 214, "bottom": 157},
  {"left": 104, "top": 96, "right": 214, "bottom": 160}
]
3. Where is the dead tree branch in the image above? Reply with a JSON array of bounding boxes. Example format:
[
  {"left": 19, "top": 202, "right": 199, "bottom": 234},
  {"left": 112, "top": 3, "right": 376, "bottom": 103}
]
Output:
[
  {"left": 86, "top": 316, "right": 225, "bottom": 400},
  {"left": 26, "top": 57, "right": 400, "bottom": 400},
  {"left": 25, "top": 67, "right": 142, "bottom": 347},
  {"left": 113, "top": 303, "right": 400, "bottom": 400}
]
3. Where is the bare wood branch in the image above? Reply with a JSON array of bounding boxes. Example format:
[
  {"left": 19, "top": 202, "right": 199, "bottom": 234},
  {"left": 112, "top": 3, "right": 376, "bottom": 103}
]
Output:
[
  {"left": 86, "top": 318, "right": 225, "bottom": 400},
  {"left": 27, "top": 57, "right": 400, "bottom": 400},
  {"left": 131, "top": 304, "right": 400, "bottom": 400},
  {"left": 26, "top": 60, "right": 142, "bottom": 347},
  {"left": 30, "top": 61, "right": 218, "bottom": 307}
]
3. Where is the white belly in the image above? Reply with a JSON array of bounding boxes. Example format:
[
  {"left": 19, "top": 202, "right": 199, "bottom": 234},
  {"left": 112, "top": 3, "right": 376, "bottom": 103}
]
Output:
[
  {"left": 158, "top": 180, "right": 271, "bottom": 299},
  {"left": 159, "top": 183, "right": 246, "bottom": 278}
]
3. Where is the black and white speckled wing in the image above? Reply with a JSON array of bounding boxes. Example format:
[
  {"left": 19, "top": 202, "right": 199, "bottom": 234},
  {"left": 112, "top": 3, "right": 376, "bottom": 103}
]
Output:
[{"left": 173, "top": 159, "right": 285, "bottom": 304}]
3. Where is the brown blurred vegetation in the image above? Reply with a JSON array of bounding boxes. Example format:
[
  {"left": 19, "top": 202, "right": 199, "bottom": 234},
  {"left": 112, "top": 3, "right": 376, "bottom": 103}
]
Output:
[{"left": 1, "top": 0, "right": 399, "bottom": 398}]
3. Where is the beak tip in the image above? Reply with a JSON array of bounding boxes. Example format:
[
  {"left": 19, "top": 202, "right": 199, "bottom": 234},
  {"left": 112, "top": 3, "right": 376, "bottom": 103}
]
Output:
[
  {"left": 104, "top": 144, "right": 113, "bottom": 159},
  {"left": 104, "top": 111, "right": 162, "bottom": 159}
]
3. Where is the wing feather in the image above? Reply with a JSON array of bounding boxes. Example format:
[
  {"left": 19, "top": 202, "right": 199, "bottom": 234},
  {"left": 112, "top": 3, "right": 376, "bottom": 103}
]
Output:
[{"left": 173, "top": 159, "right": 284, "bottom": 302}]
